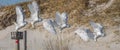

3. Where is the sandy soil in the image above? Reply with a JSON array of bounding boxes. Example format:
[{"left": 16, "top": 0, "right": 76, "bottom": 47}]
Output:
[{"left": 0, "top": 22, "right": 119, "bottom": 50}]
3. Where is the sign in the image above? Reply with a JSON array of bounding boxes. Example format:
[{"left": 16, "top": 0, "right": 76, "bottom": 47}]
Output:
[{"left": 11, "top": 31, "right": 23, "bottom": 39}]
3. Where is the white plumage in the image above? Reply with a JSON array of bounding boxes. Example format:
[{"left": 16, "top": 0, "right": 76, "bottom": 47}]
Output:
[
  {"left": 74, "top": 27, "right": 89, "bottom": 41},
  {"left": 55, "top": 11, "right": 70, "bottom": 30},
  {"left": 90, "top": 21, "right": 104, "bottom": 41},
  {"left": 43, "top": 19, "right": 57, "bottom": 34},
  {"left": 27, "top": 1, "right": 42, "bottom": 28},
  {"left": 14, "top": 6, "right": 27, "bottom": 31}
]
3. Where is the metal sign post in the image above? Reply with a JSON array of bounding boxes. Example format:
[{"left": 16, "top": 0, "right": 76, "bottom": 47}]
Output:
[
  {"left": 11, "top": 31, "right": 27, "bottom": 50},
  {"left": 16, "top": 39, "right": 20, "bottom": 50},
  {"left": 24, "top": 31, "right": 27, "bottom": 50}
]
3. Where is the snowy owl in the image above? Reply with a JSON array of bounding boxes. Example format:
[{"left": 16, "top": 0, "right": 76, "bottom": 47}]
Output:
[
  {"left": 55, "top": 11, "right": 70, "bottom": 31},
  {"left": 90, "top": 21, "right": 105, "bottom": 41},
  {"left": 14, "top": 6, "right": 27, "bottom": 31},
  {"left": 43, "top": 19, "right": 57, "bottom": 34},
  {"left": 74, "top": 27, "right": 90, "bottom": 41},
  {"left": 27, "top": 1, "right": 42, "bottom": 28}
]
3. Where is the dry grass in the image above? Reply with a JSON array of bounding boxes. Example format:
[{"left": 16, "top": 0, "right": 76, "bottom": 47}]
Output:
[
  {"left": 40, "top": 35, "right": 70, "bottom": 50},
  {"left": 0, "top": 0, "right": 120, "bottom": 30},
  {"left": 114, "top": 29, "right": 120, "bottom": 42}
]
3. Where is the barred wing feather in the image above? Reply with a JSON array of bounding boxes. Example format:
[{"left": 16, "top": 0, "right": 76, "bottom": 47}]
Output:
[
  {"left": 16, "top": 6, "right": 24, "bottom": 24},
  {"left": 43, "top": 19, "right": 56, "bottom": 34},
  {"left": 32, "top": 1, "right": 39, "bottom": 11},
  {"left": 55, "top": 11, "right": 62, "bottom": 26},
  {"left": 90, "top": 21, "right": 103, "bottom": 29},
  {"left": 61, "top": 12, "right": 68, "bottom": 24},
  {"left": 27, "top": 4, "right": 35, "bottom": 14}
]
